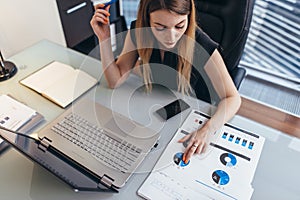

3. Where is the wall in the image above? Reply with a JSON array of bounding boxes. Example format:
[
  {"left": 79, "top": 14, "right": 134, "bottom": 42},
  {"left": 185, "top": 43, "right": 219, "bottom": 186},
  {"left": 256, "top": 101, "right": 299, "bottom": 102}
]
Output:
[{"left": 0, "top": 0, "right": 66, "bottom": 58}]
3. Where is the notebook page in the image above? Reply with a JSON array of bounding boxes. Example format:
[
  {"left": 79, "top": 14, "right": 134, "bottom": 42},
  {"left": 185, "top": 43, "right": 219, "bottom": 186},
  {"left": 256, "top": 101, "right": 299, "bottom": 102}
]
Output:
[{"left": 20, "top": 61, "right": 74, "bottom": 93}]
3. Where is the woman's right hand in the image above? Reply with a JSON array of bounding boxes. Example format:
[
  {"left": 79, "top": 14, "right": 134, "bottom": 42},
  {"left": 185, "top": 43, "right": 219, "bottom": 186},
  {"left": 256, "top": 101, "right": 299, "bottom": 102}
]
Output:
[{"left": 90, "top": 4, "right": 111, "bottom": 41}]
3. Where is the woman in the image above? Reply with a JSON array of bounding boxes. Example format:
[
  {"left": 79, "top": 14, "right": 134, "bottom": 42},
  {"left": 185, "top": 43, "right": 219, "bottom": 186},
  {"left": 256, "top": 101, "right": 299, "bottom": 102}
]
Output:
[{"left": 90, "top": 0, "right": 241, "bottom": 164}]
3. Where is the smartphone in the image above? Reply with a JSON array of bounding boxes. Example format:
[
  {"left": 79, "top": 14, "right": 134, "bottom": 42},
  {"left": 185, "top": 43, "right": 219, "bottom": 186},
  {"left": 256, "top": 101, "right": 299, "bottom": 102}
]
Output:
[
  {"left": 92, "top": 0, "right": 118, "bottom": 7},
  {"left": 156, "top": 99, "right": 190, "bottom": 121}
]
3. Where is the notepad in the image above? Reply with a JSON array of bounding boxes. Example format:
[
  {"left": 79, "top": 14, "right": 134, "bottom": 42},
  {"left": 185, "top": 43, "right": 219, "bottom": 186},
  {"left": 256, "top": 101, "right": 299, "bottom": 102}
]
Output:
[{"left": 20, "top": 61, "right": 98, "bottom": 108}]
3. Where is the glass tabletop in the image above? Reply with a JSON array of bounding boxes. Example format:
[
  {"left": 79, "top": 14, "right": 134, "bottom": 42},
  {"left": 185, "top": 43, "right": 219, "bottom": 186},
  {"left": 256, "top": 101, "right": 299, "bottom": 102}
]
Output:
[{"left": 0, "top": 40, "right": 300, "bottom": 200}]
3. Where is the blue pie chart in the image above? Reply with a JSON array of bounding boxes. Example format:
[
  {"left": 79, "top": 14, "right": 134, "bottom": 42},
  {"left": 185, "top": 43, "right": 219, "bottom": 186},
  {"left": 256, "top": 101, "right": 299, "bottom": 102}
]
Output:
[
  {"left": 212, "top": 170, "right": 230, "bottom": 185},
  {"left": 173, "top": 152, "right": 190, "bottom": 167},
  {"left": 220, "top": 153, "right": 237, "bottom": 167}
]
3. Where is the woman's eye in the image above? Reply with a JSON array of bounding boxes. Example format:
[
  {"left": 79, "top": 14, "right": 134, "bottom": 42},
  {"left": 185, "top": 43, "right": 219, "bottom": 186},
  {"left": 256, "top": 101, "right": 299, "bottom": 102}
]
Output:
[
  {"left": 155, "top": 27, "right": 166, "bottom": 31},
  {"left": 175, "top": 25, "right": 185, "bottom": 29}
]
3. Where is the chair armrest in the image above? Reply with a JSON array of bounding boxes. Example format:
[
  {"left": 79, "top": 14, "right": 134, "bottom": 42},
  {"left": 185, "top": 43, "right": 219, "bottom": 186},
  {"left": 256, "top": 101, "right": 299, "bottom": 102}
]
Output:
[{"left": 230, "top": 66, "right": 246, "bottom": 90}]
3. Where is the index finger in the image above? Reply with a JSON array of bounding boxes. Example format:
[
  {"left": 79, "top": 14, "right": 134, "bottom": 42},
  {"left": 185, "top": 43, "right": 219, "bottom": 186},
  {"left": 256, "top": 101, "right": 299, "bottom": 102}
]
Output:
[
  {"left": 94, "top": 5, "right": 111, "bottom": 17},
  {"left": 183, "top": 143, "right": 197, "bottom": 164},
  {"left": 94, "top": 3, "right": 105, "bottom": 9}
]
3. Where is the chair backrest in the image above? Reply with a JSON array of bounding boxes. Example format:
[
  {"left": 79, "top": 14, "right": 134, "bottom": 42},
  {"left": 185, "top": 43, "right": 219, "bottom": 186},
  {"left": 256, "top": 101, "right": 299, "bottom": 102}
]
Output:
[
  {"left": 111, "top": 16, "right": 128, "bottom": 56},
  {"left": 194, "top": 0, "right": 255, "bottom": 88}
]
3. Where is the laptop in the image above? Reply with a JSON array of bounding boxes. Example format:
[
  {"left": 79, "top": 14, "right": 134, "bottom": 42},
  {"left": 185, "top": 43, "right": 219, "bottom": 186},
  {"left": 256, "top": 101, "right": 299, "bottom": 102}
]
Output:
[{"left": 0, "top": 97, "right": 160, "bottom": 192}]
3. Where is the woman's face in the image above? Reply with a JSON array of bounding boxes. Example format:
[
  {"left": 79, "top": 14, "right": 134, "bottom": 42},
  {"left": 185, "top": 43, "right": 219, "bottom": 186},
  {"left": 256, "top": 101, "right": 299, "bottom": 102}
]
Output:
[{"left": 150, "top": 9, "right": 188, "bottom": 49}]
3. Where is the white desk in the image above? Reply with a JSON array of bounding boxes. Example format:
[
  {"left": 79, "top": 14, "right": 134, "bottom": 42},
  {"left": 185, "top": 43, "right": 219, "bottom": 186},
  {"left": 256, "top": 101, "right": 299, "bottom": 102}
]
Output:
[{"left": 1, "top": 40, "right": 300, "bottom": 200}]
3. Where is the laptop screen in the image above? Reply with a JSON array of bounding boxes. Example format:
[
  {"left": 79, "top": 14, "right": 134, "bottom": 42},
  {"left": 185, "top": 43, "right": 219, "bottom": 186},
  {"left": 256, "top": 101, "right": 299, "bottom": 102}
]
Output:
[{"left": 0, "top": 127, "right": 119, "bottom": 192}]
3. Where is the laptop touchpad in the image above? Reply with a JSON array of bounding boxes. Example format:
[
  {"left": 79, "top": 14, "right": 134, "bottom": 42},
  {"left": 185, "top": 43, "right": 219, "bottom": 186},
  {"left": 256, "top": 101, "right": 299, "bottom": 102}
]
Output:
[{"left": 104, "top": 117, "right": 136, "bottom": 137}]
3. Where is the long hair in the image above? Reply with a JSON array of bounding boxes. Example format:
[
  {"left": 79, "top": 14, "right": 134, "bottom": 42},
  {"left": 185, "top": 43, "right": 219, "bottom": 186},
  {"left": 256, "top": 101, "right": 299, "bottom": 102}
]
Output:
[{"left": 136, "top": 0, "right": 196, "bottom": 94}]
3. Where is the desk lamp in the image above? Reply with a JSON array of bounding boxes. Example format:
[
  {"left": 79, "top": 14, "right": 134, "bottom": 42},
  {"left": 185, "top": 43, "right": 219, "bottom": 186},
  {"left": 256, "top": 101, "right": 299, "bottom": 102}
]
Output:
[{"left": 0, "top": 50, "right": 17, "bottom": 81}]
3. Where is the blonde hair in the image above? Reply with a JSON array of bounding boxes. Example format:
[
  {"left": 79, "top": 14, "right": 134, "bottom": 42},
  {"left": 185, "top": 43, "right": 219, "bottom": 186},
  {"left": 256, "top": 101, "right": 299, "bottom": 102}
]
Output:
[{"left": 136, "top": 0, "right": 196, "bottom": 94}]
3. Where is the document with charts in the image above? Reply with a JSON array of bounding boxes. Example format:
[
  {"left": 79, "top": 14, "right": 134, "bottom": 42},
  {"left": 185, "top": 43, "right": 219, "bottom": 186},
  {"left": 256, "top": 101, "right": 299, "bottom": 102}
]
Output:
[
  {"left": 138, "top": 110, "right": 265, "bottom": 200},
  {"left": 20, "top": 61, "right": 98, "bottom": 108},
  {"left": 0, "top": 94, "right": 44, "bottom": 152}
]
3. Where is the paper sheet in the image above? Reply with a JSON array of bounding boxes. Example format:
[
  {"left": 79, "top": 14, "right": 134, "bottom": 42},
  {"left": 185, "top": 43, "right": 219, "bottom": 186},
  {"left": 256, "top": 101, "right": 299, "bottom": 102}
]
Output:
[
  {"left": 0, "top": 94, "right": 36, "bottom": 134},
  {"left": 138, "top": 110, "right": 265, "bottom": 200}
]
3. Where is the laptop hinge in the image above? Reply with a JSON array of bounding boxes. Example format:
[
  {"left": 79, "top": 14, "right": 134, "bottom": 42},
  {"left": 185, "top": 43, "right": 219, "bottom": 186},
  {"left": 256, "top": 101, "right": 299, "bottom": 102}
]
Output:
[
  {"left": 38, "top": 137, "right": 52, "bottom": 152},
  {"left": 99, "top": 174, "right": 114, "bottom": 188}
]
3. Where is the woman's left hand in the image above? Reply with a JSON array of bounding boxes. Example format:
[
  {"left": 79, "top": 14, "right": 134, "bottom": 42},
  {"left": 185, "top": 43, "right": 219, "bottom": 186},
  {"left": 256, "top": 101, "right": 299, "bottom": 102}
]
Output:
[{"left": 178, "top": 126, "right": 209, "bottom": 164}]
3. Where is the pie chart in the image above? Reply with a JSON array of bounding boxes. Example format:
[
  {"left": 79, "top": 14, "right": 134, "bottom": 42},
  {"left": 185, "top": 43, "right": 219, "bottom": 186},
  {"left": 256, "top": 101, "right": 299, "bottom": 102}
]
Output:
[
  {"left": 220, "top": 153, "right": 237, "bottom": 167},
  {"left": 212, "top": 170, "right": 230, "bottom": 185},
  {"left": 173, "top": 152, "right": 190, "bottom": 167}
]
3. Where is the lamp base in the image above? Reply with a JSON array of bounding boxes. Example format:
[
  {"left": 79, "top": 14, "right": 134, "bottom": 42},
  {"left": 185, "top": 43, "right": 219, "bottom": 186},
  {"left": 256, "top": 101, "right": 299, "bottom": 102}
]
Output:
[{"left": 0, "top": 61, "right": 17, "bottom": 82}]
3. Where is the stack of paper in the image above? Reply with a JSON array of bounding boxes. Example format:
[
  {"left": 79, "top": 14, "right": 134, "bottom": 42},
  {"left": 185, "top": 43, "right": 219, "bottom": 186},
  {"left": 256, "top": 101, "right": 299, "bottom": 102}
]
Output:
[
  {"left": 0, "top": 94, "right": 42, "bottom": 151},
  {"left": 138, "top": 110, "right": 265, "bottom": 200}
]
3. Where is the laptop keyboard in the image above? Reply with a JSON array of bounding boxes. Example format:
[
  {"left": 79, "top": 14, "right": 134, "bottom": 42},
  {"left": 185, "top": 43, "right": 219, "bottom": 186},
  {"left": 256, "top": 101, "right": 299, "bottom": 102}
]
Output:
[{"left": 51, "top": 113, "right": 142, "bottom": 172}]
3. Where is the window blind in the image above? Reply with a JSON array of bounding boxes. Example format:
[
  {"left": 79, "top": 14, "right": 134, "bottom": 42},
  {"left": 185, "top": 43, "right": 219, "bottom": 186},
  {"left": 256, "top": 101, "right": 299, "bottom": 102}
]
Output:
[{"left": 241, "top": 0, "right": 300, "bottom": 79}]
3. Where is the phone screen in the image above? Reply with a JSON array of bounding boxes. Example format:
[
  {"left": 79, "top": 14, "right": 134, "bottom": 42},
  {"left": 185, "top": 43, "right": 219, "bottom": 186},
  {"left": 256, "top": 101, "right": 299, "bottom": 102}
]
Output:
[{"left": 156, "top": 99, "right": 190, "bottom": 120}]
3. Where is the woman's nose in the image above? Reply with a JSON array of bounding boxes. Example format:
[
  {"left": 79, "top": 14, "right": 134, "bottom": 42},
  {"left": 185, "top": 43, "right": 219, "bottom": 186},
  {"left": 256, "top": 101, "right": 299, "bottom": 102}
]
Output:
[{"left": 165, "top": 28, "right": 177, "bottom": 41}]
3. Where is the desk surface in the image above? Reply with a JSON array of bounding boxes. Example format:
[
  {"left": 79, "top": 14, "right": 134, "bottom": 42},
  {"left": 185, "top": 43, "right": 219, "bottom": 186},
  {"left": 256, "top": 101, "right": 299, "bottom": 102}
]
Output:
[{"left": 1, "top": 40, "right": 300, "bottom": 200}]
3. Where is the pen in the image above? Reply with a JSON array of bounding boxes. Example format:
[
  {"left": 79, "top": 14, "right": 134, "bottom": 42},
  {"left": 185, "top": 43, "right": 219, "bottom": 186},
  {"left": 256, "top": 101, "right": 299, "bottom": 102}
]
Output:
[{"left": 92, "top": 0, "right": 118, "bottom": 7}]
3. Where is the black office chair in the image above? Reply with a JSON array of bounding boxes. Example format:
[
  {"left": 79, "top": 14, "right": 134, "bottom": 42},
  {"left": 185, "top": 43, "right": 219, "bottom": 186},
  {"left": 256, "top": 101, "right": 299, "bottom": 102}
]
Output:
[
  {"left": 194, "top": 0, "right": 255, "bottom": 89},
  {"left": 111, "top": 15, "right": 128, "bottom": 56}
]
